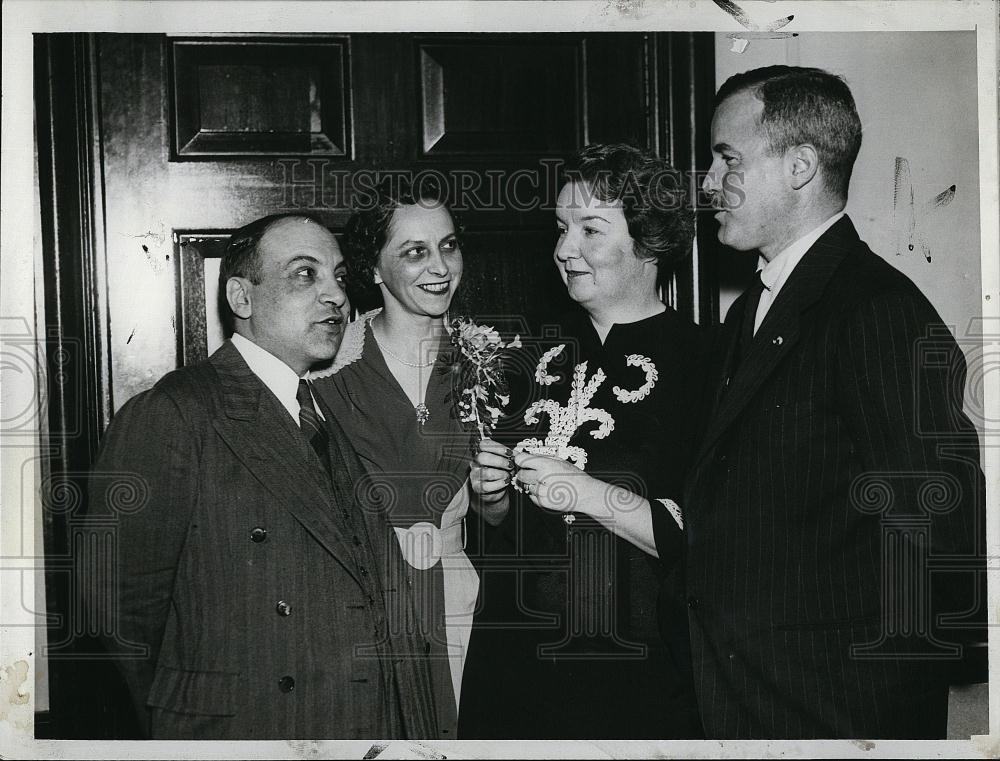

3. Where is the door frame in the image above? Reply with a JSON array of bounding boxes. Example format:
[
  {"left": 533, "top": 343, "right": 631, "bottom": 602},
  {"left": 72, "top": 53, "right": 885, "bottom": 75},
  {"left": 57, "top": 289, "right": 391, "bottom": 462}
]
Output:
[{"left": 35, "top": 32, "right": 132, "bottom": 738}]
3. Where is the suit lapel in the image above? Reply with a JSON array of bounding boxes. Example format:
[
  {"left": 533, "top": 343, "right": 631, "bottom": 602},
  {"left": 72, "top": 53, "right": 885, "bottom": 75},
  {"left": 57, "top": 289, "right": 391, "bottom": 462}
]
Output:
[
  {"left": 696, "top": 298, "right": 804, "bottom": 463},
  {"left": 694, "top": 217, "right": 858, "bottom": 465},
  {"left": 209, "top": 342, "right": 364, "bottom": 586},
  {"left": 314, "top": 390, "right": 365, "bottom": 513}
]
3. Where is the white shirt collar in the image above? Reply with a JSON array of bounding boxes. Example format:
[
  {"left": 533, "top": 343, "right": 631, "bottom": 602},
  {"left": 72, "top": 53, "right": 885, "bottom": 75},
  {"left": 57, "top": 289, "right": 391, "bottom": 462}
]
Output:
[
  {"left": 757, "top": 211, "right": 846, "bottom": 296},
  {"left": 230, "top": 333, "right": 306, "bottom": 424}
]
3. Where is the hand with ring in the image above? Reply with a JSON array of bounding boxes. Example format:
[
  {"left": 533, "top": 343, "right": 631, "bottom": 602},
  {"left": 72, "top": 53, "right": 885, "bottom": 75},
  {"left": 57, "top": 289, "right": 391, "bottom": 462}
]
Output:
[{"left": 514, "top": 451, "right": 595, "bottom": 513}]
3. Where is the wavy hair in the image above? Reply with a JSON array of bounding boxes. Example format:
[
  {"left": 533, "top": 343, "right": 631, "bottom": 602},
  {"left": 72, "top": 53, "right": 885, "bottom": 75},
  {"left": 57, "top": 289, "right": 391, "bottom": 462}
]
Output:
[
  {"left": 342, "top": 174, "right": 459, "bottom": 303},
  {"left": 561, "top": 143, "right": 694, "bottom": 272}
]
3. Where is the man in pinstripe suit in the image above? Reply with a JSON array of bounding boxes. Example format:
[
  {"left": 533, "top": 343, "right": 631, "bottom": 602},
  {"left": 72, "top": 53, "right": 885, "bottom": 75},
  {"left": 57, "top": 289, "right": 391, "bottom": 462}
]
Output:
[
  {"left": 90, "top": 215, "right": 437, "bottom": 738},
  {"left": 680, "top": 66, "right": 985, "bottom": 738}
]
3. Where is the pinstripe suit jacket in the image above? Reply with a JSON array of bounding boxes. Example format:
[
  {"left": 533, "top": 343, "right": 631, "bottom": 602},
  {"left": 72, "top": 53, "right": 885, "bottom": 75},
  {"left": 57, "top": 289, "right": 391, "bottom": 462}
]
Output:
[
  {"left": 89, "top": 341, "right": 437, "bottom": 739},
  {"left": 679, "top": 216, "right": 984, "bottom": 738}
]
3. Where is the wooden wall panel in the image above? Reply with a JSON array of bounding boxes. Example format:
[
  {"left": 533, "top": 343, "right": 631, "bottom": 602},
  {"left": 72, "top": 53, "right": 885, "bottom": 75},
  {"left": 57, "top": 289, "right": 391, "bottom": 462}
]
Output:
[
  {"left": 171, "top": 38, "right": 351, "bottom": 157},
  {"left": 175, "top": 233, "right": 229, "bottom": 365},
  {"left": 419, "top": 38, "right": 583, "bottom": 156}
]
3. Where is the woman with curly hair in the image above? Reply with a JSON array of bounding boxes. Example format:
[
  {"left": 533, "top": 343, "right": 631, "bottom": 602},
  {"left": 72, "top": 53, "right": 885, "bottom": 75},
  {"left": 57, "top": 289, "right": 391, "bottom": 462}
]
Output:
[
  {"left": 459, "top": 144, "right": 711, "bottom": 739},
  {"left": 310, "top": 176, "right": 508, "bottom": 739}
]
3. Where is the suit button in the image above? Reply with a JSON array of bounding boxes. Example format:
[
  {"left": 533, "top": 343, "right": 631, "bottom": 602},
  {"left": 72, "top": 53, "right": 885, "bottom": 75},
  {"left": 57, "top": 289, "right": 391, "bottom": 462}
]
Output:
[
  {"left": 278, "top": 676, "right": 295, "bottom": 693},
  {"left": 687, "top": 596, "right": 699, "bottom": 610},
  {"left": 359, "top": 566, "right": 368, "bottom": 576},
  {"left": 353, "top": 535, "right": 362, "bottom": 546},
  {"left": 250, "top": 527, "right": 267, "bottom": 543},
  {"left": 276, "top": 600, "right": 292, "bottom": 616}
]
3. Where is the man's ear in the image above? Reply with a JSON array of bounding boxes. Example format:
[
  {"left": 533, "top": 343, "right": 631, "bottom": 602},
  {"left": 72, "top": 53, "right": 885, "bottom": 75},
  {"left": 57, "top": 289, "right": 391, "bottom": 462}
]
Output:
[
  {"left": 373, "top": 267, "right": 384, "bottom": 285},
  {"left": 787, "top": 144, "right": 820, "bottom": 190},
  {"left": 226, "top": 277, "right": 253, "bottom": 320}
]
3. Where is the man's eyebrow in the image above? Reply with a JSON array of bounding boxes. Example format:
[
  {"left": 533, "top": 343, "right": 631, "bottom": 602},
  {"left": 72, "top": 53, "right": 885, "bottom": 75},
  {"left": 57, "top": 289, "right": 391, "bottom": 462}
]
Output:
[
  {"left": 580, "top": 214, "right": 611, "bottom": 224},
  {"left": 713, "top": 142, "right": 738, "bottom": 154},
  {"left": 282, "top": 254, "right": 320, "bottom": 269}
]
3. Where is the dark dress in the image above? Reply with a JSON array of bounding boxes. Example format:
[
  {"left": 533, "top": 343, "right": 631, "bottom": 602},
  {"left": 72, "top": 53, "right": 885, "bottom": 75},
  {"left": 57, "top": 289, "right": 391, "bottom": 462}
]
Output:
[
  {"left": 311, "top": 310, "right": 479, "bottom": 740},
  {"left": 459, "top": 306, "right": 709, "bottom": 739}
]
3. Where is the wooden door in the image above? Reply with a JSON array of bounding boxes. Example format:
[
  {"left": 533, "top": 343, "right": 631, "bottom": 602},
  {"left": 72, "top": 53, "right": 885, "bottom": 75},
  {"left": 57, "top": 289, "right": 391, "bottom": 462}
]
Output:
[{"left": 35, "top": 31, "right": 715, "bottom": 737}]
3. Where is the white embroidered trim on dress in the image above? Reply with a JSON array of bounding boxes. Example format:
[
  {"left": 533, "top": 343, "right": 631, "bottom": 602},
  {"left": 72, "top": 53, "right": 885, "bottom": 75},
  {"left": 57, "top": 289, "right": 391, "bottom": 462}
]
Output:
[
  {"left": 656, "top": 498, "right": 684, "bottom": 530},
  {"left": 516, "top": 345, "right": 661, "bottom": 473},
  {"left": 534, "top": 344, "right": 565, "bottom": 385},
  {"left": 515, "top": 351, "right": 615, "bottom": 472},
  {"left": 308, "top": 308, "right": 381, "bottom": 379},
  {"left": 612, "top": 354, "right": 658, "bottom": 404}
]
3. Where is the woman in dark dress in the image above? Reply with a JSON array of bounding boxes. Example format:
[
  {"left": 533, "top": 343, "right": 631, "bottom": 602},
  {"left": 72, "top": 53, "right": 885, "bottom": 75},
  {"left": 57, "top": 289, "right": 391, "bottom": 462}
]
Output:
[
  {"left": 459, "top": 144, "right": 710, "bottom": 739},
  {"left": 311, "top": 177, "right": 508, "bottom": 739}
]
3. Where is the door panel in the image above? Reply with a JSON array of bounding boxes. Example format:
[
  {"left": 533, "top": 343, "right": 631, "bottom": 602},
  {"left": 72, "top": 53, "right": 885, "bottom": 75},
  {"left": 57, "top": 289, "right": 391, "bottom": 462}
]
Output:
[
  {"left": 171, "top": 38, "right": 352, "bottom": 157},
  {"left": 418, "top": 39, "right": 583, "bottom": 155}
]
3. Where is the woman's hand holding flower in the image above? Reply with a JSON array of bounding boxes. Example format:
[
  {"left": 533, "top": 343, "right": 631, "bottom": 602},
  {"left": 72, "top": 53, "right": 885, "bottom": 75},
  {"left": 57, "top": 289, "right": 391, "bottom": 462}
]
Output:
[{"left": 471, "top": 437, "right": 513, "bottom": 504}]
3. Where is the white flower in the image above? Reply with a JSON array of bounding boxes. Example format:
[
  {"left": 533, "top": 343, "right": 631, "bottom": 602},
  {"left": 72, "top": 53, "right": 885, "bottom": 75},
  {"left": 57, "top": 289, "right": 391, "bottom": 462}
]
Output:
[{"left": 449, "top": 316, "right": 521, "bottom": 439}]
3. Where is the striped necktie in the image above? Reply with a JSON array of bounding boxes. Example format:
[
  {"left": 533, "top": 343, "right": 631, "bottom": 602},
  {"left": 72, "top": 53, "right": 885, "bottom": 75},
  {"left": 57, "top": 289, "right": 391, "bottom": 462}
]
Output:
[{"left": 296, "top": 379, "right": 329, "bottom": 469}]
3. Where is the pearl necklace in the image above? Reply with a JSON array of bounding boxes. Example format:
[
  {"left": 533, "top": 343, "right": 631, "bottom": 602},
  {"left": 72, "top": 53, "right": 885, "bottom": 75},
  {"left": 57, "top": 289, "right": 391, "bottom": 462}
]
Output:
[
  {"left": 371, "top": 321, "right": 436, "bottom": 426},
  {"left": 371, "top": 326, "right": 437, "bottom": 368}
]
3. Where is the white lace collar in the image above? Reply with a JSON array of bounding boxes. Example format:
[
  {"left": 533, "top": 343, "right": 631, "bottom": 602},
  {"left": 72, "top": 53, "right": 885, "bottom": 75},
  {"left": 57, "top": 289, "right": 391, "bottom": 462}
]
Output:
[{"left": 308, "top": 308, "right": 381, "bottom": 379}]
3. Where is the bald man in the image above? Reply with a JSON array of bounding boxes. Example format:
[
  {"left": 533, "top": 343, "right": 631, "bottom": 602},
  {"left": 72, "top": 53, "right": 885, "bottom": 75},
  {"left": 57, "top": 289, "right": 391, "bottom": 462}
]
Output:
[{"left": 90, "top": 214, "right": 436, "bottom": 739}]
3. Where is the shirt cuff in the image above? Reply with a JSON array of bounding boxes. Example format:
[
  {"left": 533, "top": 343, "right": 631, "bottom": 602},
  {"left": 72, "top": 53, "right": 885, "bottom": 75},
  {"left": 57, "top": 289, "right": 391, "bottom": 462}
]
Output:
[{"left": 655, "top": 498, "right": 683, "bottom": 531}]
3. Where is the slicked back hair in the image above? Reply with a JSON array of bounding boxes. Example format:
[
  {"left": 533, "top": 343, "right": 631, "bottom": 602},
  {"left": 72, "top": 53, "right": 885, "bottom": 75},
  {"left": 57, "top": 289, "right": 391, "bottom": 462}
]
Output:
[
  {"left": 716, "top": 65, "right": 862, "bottom": 200},
  {"left": 218, "top": 212, "right": 326, "bottom": 333}
]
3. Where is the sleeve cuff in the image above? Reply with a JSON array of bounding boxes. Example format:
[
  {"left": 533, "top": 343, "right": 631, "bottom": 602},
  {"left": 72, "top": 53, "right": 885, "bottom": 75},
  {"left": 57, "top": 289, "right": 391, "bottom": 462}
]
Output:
[{"left": 655, "top": 498, "right": 683, "bottom": 530}]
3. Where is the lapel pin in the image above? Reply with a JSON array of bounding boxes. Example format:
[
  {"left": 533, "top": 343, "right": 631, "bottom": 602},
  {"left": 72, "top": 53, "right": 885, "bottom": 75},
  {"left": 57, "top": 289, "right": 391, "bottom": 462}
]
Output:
[{"left": 772, "top": 336, "right": 783, "bottom": 346}]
